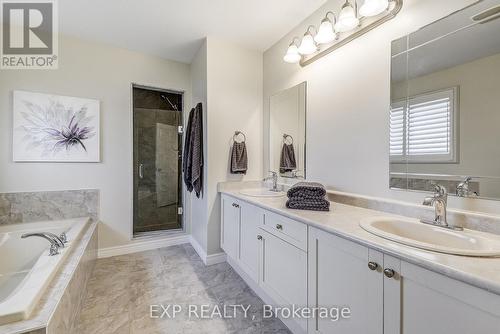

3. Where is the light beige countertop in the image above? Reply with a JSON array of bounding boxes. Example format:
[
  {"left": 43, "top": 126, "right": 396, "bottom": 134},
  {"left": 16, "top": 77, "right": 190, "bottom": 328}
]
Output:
[{"left": 220, "top": 188, "right": 500, "bottom": 296}]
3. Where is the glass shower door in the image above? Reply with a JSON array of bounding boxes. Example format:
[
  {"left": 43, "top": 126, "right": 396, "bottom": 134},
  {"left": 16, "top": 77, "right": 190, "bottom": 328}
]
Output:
[{"left": 133, "top": 86, "right": 183, "bottom": 235}]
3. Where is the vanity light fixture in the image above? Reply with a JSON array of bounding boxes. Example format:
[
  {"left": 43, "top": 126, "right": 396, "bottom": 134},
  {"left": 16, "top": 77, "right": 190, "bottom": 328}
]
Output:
[
  {"left": 335, "top": 1, "right": 360, "bottom": 32},
  {"left": 283, "top": 38, "right": 301, "bottom": 63},
  {"left": 283, "top": 0, "right": 402, "bottom": 66},
  {"left": 314, "top": 12, "right": 337, "bottom": 44},
  {"left": 359, "top": 0, "right": 389, "bottom": 17},
  {"left": 298, "top": 26, "right": 318, "bottom": 55}
]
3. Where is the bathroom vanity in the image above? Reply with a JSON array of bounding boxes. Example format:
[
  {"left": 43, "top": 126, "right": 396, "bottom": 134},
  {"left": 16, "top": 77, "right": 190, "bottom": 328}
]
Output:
[{"left": 219, "top": 189, "right": 500, "bottom": 334}]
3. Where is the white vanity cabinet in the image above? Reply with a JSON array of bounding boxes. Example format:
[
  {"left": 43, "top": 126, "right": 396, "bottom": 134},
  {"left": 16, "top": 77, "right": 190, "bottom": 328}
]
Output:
[
  {"left": 221, "top": 194, "right": 500, "bottom": 334},
  {"left": 308, "top": 226, "right": 500, "bottom": 334},
  {"left": 258, "top": 211, "right": 308, "bottom": 333},
  {"left": 220, "top": 194, "right": 308, "bottom": 333},
  {"left": 238, "top": 201, "right": 263, "bottom": 282},
  {"left": 396, "top": 261, "right": 500, "bottom": 334},
  {"left": 221, "top": 195, "right": 241, "bottom": 260},
  {"left": 308, "top": 227, "right": 384, "bottom": 334},
  {"left": 221, "top": 194, "right": 263, "bottom": 281}
]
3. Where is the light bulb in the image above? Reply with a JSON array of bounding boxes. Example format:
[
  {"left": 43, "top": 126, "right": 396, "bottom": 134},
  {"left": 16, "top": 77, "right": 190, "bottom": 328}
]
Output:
[
  {"left": 298, "top": 33, "right": 317, "bottom": 55},
  {"left": 335, "top": 1, "right": 360, "bottom": 32},
  {"left": 359, "top": 0, "right": 389, "bottom": 17},
  {"left": 314, "top": 18, "right": 337, "bottom": 44},
  {"left": 283, "top": 44, "right": 301, "bottom": 63}
]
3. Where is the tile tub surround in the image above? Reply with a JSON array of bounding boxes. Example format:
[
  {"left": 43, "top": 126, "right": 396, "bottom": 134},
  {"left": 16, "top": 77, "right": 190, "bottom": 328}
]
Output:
[
  {"left": 0, "top": 219, "right": 98, "bottom": 334},
  {"left": 220, "top": 188, "right": 500, "bottom": 296},
  {"left": 75, "top": 244, "right": 291, "bottom": 334},
  {"left": 0, "top": 190, "right": 99, "bottom": 225}
]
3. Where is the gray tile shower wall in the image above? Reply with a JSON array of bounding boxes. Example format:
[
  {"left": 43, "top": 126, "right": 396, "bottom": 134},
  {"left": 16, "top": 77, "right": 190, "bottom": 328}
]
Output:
[{"left": 0, "top": 189, "right": 99, "bottom": 224}]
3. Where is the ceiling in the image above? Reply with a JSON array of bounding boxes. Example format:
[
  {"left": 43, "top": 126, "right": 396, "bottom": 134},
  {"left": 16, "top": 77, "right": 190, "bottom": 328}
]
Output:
[{"left": 59, "top": 0, "right": 326, "bottom": 64}]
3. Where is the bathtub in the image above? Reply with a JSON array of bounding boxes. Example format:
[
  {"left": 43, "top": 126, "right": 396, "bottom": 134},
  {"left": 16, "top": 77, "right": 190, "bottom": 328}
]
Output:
[{"left": 0, "top": 217, "right": 89, "bottom": 325}]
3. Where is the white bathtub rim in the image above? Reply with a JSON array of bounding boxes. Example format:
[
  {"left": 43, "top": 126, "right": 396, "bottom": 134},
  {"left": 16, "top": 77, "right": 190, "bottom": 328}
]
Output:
[{"left": 0, "top": 217, "right": 90, "bottom": 326}]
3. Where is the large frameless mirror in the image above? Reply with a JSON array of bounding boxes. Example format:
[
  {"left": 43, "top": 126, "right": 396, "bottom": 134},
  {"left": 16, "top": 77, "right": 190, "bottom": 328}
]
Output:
[
  {"left": 269, "top": 82, "right": 307, "bottom": 179},
  {"left": 390, "top": 0, "right": 500, "bottom": 200}
]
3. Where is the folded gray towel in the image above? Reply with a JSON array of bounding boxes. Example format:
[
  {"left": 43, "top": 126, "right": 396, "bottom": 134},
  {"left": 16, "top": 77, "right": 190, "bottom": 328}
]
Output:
[
  {"left": 230, "top": 142, "right": 248, "bottom": 174},
  {"left": 287, "top": 182, "right": 326, "bottom": 198},
  {"left": 286, "top": 197, "right": 330, "bottom": 211}
]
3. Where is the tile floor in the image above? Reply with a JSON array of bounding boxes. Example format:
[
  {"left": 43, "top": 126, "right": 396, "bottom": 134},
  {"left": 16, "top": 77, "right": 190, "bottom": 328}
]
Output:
[{"left": 75, "top": 244, "right": 291, "bottom": 333}]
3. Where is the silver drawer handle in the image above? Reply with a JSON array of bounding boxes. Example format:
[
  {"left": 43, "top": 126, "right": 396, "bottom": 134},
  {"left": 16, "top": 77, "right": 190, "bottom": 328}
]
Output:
[
  {"left": 384, "top": 268, "right": 395, "bottom": 278},
  {"left": 232, "top": 203, "right": 240, "bottom": 208},
  {"left": 368, "top": 262, "right": 379, "bottom": 271},
  {"left": 276, "top": 224, "right": 283, "bottom": 230}
]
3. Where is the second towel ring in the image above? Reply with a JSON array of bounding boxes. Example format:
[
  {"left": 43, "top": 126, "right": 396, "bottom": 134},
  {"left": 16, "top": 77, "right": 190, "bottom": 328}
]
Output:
[
  {"left": 283, "top": 134, "right": 294, "bottom": 145},
  {"left": 233, "top": 131, "right": 246, "bottom": 143}
]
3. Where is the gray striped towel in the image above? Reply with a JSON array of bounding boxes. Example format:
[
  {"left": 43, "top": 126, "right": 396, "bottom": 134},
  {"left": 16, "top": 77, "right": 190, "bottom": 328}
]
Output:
[
  {"left": 286, "top": 198, "right": 330, "bottom": 211},
  {"left": 287, "top": 182, "right": 326, "bottom": 198},
  {"left": 231, "top": 142, "right": 248, "bottom": 174}
]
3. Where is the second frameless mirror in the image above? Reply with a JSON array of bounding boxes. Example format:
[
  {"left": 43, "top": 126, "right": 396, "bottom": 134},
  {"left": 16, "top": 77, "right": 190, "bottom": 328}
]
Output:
[{"left": 269, "top": 82, "right": 306, "bottom": 179}]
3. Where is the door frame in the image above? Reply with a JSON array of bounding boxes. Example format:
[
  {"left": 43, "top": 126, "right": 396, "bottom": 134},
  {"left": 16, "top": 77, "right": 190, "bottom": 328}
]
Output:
[{"left": 130, "top": 82, "right": 186, "bottom": 240}]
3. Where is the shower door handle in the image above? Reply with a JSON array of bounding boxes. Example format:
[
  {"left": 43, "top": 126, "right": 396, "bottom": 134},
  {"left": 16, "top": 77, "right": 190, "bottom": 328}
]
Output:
[{"left": 139, "top": 163, "right": 144, "bottom": 179}]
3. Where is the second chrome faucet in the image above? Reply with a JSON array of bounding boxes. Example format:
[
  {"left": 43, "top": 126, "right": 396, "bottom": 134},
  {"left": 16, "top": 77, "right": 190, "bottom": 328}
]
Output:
[{"left": 422, "top": 184, "right": 463, "bottom": 231}]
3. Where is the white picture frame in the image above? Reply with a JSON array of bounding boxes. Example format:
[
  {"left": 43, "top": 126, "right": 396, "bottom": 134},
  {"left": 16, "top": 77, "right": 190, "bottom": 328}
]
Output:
[{"left": 12, "top": 90, "right": 100, "bottom": 162}]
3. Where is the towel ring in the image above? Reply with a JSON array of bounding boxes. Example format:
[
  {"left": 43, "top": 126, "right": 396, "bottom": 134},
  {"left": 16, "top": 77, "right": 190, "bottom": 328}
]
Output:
[
  {"left": 233, "top": 131, "right": 246, "bottom": 143},
  {"left": 283, "top": 134, "right": 294, "bottom": 145}
]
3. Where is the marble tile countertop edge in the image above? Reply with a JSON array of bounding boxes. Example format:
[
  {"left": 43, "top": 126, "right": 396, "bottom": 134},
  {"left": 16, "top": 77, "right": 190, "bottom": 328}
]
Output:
[
  {"left": 220, "top": 188, "right": 500, "bottom": 297},
  {"left": 0, "top": 218, "right": 98, "bottom": 334}
]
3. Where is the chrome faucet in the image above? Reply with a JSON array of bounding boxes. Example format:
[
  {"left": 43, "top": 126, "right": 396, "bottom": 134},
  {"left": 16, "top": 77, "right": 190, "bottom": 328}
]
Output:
[
  {"left": 21, "top": 232, "right": 63, "bottom": 256},
  {"left": 456, "top": 177, "right": 478, "bottom": 197},
  {"left": 421, "top": 184, "right": 463, "bottom": 231},
  {"left": 264, "top": 171, "right": 280, "bottom": 192},
  {"left": 43, "top": 232, "right": 66, "bottom": 248}
]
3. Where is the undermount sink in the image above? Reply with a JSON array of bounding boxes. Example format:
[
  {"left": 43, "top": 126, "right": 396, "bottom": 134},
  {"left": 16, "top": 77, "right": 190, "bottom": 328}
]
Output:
[
  {"left": 360, "top": 216, "right": 500, "bottom": 257},
  {"left": 239, "top": 188, "right": 285, "bottom": 198}
]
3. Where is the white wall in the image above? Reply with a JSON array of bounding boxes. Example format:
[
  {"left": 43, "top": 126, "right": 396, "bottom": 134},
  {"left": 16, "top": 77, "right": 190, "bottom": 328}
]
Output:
[
  {"left": 189, "top": 39, "right": 209, "bottom": 252},
  {"left": 187, "top": 37, "right": 263, "bottom": 257},
  {"left": 263, "top": 0, "right": 500, "bottom": 214},
  {"left": 0, "top": 35, "right": 191, "bottom": 249},
  {"left": 205, "top": 37, "right": 264, "bottom": 255}
]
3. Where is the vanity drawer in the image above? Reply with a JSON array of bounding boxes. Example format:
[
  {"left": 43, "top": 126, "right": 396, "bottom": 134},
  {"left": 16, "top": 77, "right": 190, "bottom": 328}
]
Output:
[{"left": 263, "top": 211, "right": 307, "bottom": 250}]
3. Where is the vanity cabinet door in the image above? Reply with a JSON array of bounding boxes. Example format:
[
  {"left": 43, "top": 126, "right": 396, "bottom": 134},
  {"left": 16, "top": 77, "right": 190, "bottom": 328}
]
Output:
[
  {"left": 221, "top": 195, "right": 240, "bottom": 259},
  {"left": 308, "top": 227, "right": 384, "bottom": 334},
  {"left": 238, "top": 203, "right": 263, "bottom": 282},
  {"left": 259, "top": 229, "right": 308, "bottom": 333},
  {"left": 393, "top": 260, "right": 500, "bottom": 334}
]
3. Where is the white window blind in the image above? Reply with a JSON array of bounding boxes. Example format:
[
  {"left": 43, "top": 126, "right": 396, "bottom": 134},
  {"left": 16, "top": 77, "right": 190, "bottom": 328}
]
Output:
[
  {"left": 390, "top": 103, "right": 404, "bottom": 156},
  {"left": 390, "top": 88, "right": 457, "bottom": 163}
]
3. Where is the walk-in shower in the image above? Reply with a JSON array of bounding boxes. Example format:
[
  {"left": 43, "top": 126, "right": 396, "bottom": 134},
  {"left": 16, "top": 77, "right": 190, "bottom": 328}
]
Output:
[{"left": 132, "top": 85, "right": 183, "bottom": 235}]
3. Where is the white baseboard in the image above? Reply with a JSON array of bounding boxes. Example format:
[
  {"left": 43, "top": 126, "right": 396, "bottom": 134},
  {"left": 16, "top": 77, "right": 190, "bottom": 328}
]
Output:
[
  {"left": 189, "top": 235, "right": 226, "bottom": 266},
  {"left": 98, "top": 234, "right": 190, "bottom": 258},
  {"left": 205, "top": 252, "right": 227, "bottom": 265}
]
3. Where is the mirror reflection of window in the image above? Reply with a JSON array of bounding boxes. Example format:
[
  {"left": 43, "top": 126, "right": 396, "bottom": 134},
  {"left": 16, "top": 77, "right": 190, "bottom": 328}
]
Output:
[
  {"left": 389, "top": 0, "right": 500, "bottom": 200},
  {"left": 390, "top": 88, "right": 458, "bottom": 163}
]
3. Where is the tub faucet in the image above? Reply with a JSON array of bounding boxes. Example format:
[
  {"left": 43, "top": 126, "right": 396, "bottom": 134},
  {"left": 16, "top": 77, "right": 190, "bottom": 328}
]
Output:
[
  {"left": 21, "top": 233, "right": 61, "bottom": 256},
  {"left": 264, "top": 171, "right": 279, "bottom": 192},
  {"left": 421, "top": 184, "right": 463, "bottom": 231},
  {"left": 42, "top": 232, "right": 65, "bottom": 248}
]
